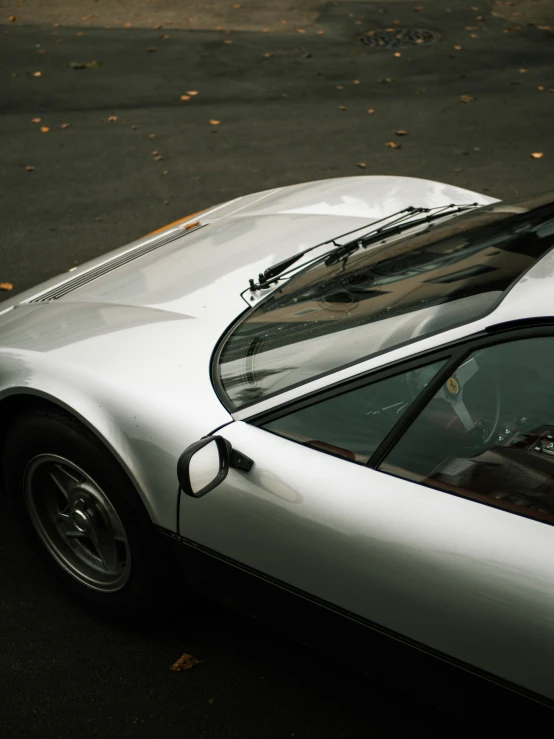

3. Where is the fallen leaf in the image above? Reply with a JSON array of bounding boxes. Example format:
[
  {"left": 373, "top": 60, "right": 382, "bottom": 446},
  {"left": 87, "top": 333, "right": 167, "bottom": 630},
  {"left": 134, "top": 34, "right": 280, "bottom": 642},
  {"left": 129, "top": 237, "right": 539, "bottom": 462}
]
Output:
[
  {"left": 147, "top": 47, "right": 157, "bottom": 52},
  {"left": 108, "top": 115, "right": 118, "bottom": 122},
  {"left": 356, "top": 162, "right": 367, "bottom": 168},
  {"left": 538, "top": 86, "right": 545, "bottom": 91},
  {"left": 386, "top": 141, "right": 401, "bottom": 149},
  {"left": 224, "top": 39, "right": 233, "bottom": 44},
  {"left": 32, "top": 71, "right": 42, "bottom": 77},
  {"left": 263, "top": 52, "right": 272, "bottom": 58},
  {"left": 209, "top": 119, "right": 221, "bottom": 125},
  {"left": 164, "top": 200, "right": 170, "bottom": 204},
  {"left": 465, "top": 25, "right": 479, "bottom": 30},
  {"left": 395, "top": 129, "right": 408, "bottom": 135},
  {"left": 180, "top": 94, "right": 191, "bottom": 101},
  {"left": 154, "top": 155, "right": 164, "bottom": 161},
  {"left": 469, "top": 33, "right": 478, "bottom": 38},
  {"left": 148, "top": 133, "right": 156, "bottom": 138},
  {"left": 476, "top": 15, "right": 484, "bottom": 20},
  {"left": 460, "top": 94, "right": 474, "bottom": 103},
  {"left": 453, "top": 44, "right": 463, "bottom": 50},
  {"left": 32, "top": 117, "right": 41, "bottom": 124},
  {"left": 170, "top": 653, "right": 200, "bottom": 671},
  {"left": 316, "top": 29, "right": 325, "bottom": 34},
  {"left": 124, "top": 22, "right": 132, "bottom": 28},
  {"left": 519, "top": 68, "right": 527, "bottom": 73},
  {"left": 151, "top": 150, "right": 161, "bottom": 156},
  {"left": 187, "top": 90, "right": 199, "bottom": 95},
  {"left": 9, "top": 15, "right": 16, "bottom": 22},
  {"left": 367, "top": 108, "right": 375, "bottom": 114},
  {"left": 131, "top": 125, "right": 138, "bottom": 129},
  {"left": 336, "top": 85, "right": 344, "bottom": 90},
  {"left": 394, "top": 51, "right": 402, "bottom": 57},
  {"left": 538, "top": 25, "right": 550, "bottom": 31},
  {"left": 296, "top": 28, "right": 306, "bottom": 33},
  {"left": 25, "top": 165, "right": 35, "bottom": 171},
  {"left": 531, "top": 152, "right": 544, "bottom": 159},
  {"left": 53, "top": 23, "right": 61, "bottom": 28},
  {"left": 160, "top": 34, "right": 169, "bottom": 39},
  {"left": 353, "top": 79, "right": 360, "bottom": 84},
  {"left": 338, "top": 105, "right": 347, "bottom": 110},
  {"left": 60, "top": 123, "right": 70, "bottom": 129},
  {"left": 40, "top": 126, "right": 50, "bottom": 133},
  {"left": 162, "top": 170, "right": 169, "bottom": 175},
  {"left": 0, "top": 282, "right": 13, "bottom": 291},
  {"left": 68, "top": 60, "right": 102, "bottom": 69}
]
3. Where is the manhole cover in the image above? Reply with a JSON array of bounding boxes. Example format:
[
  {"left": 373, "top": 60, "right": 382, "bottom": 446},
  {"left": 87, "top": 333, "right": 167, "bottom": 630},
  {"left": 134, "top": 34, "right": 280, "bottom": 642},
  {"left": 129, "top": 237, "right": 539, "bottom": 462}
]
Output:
[{"left": 360, "top": 28, "right": 438, "bottom": 48}]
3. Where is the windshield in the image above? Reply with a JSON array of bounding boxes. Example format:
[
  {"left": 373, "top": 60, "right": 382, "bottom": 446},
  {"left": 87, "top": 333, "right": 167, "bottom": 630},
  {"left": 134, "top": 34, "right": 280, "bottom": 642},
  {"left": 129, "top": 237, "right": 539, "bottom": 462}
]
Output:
[{"left": 217, "top": 195, "right": 554, "bottom": 410}]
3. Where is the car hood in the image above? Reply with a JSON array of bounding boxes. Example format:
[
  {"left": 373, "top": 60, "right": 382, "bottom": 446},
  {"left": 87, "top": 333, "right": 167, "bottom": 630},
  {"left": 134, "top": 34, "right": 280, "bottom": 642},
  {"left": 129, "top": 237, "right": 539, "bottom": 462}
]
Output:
[
  {"left": 0, "top": 176, "right": 495, "bottom": 430},
  {"left": 3, "top": 176, "right": 496, "bottom": 323}
]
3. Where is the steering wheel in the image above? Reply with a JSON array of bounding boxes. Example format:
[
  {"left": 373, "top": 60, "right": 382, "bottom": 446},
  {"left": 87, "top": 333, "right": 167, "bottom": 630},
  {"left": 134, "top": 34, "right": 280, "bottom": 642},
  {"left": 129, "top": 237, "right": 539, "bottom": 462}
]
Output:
[{"left": 439, "top": 361, "right": 501, "bottom": 457}]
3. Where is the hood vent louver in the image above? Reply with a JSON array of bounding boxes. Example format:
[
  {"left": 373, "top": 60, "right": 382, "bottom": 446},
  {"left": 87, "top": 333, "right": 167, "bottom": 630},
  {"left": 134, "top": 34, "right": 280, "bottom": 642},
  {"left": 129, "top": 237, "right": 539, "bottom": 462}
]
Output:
[{"left": 27, "top": 225, "right": 202, "bottom": 303}]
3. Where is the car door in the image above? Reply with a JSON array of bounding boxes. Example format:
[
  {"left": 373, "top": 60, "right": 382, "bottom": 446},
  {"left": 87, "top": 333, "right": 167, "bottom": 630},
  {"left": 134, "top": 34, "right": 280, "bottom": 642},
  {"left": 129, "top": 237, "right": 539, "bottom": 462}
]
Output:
[{"left": 179, "top": 328, "right": 554, "bottom": 700}]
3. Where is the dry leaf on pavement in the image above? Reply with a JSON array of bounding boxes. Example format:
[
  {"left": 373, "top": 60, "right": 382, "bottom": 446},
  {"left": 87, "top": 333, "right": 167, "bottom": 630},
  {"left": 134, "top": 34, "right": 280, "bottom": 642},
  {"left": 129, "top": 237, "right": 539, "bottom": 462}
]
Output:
[
  {"left": 60, "top": 123, "right": 70, "bottom": 129},
  {"left": 209, "top": 120, "right": 221, "bottom": 125},
  {"left": 356, "top": 162, "right": 367, "bottom": 168},
  {"left": 68, "top": 60, "right": 102, "bottom": 69},
  {"left": 453, "top": 45, "right": 463, "bottom": 50},
  {"left": 460, "top": 94, "right": 474, "bottom": 103},
  {"left": 180, "top": 95, "right": 191, "bottom": 101},
  {"left": 147, "top": 47, "right": 157, "bottom": 52},
  {"left": 0, "top": 283, "right": 13, "bottom": 291},
  {"left": 108, "top": 115, "right": 118, "bottom": 122},
  {"left": 395, "top": 130, "right": 408, "bottom": 135},
  {"left": 531, "top": 152, "right": 544, "bottom": 159},
  {"left": 394, "top": 52, "right": 401, "bottom": 57},
  {"left": 40, "top": 126, "right": 50, "bottom": 133},
  {"left": 519, "top": 68, "right": 527, "bottom": 73},
  {"left": 186, "top": 90, "right": 199, "bottom": 96},
  {"left": 9, "top": 15, "right": 16, "bottom": 22},
  {"left": 25, "top": 165, "right": 35, "bottom": 171},
  {"left": 367, "top": 108, "right": 375, "bottom": 114},
  {"left": 170, "top": 653, "right": 200, "bottom": 671},
  {"left": 32, "top": 117, "right": 41, "bottom": 124},
  {"left": 386, "top": 141, "right": 401, "bottom": 149},
  {"left": 32, "top": 71, "right": 42, "bottom": 77}
]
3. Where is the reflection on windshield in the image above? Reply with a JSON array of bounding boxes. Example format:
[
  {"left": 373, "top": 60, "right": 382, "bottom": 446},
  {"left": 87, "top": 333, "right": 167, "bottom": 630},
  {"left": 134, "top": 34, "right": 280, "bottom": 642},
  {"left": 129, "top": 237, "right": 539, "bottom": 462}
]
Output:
[{"left": 218, "top": 196, "right": 554, "bottom": 410}]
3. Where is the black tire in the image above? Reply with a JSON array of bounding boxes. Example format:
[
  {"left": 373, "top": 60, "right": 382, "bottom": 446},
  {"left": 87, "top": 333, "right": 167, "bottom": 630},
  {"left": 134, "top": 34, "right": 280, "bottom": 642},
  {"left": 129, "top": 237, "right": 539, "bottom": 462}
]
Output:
[{"left": 1, "top": 407, "right": 167, "bottom": 615}]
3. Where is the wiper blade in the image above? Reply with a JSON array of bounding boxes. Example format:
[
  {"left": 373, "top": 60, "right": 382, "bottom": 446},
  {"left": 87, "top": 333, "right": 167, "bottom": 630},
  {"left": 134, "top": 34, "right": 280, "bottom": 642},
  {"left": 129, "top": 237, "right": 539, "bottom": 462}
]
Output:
[
  {"left": 246, "top": 202, "right": 479, "bottom": 293},
  {"left": 324, "top": 203, "right": 479, "bottom": 268}
]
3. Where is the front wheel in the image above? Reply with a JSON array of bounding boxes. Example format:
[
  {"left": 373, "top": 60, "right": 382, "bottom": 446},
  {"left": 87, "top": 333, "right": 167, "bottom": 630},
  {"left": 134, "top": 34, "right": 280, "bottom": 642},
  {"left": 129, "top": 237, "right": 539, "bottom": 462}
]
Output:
[{"left": 2, "top": 407, "right": 166, "bottom": 613}]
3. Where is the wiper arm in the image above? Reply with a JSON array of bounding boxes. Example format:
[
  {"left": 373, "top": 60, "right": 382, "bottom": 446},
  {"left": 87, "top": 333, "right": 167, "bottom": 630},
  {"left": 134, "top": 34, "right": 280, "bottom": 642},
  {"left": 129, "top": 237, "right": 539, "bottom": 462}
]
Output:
[
  {"left": 247, "top": 205, "right": 425, "bottom": 292},
  {"left": 246, "top": 202, "right": 479, "bottom": 293}
]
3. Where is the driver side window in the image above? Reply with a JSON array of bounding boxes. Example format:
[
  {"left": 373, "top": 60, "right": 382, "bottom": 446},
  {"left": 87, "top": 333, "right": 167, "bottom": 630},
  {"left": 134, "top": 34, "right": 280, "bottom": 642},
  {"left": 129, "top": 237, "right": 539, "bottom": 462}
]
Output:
[
  {"left": 262, "top": 360, "right": 445, "bottom": 464},
  {"left": 379, "top": 336, "right": 554, "bottom": 525}
]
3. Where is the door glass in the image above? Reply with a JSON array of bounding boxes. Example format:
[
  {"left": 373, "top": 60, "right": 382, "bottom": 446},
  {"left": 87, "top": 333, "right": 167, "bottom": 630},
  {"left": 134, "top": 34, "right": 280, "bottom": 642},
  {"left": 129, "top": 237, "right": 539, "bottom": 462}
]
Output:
[
  {"left": 262, "top": 361, "right": 445, "bottom": 463},
  {"left": 379, "top": 337, "right": 554, "bottom": 524}
]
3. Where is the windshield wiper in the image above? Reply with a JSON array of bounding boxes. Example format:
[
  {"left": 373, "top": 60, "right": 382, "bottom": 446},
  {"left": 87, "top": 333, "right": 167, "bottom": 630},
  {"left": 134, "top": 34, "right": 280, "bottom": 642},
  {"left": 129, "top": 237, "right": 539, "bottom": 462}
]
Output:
[{"left": 247, "top": 202, "right": 479, "bottom": 293}]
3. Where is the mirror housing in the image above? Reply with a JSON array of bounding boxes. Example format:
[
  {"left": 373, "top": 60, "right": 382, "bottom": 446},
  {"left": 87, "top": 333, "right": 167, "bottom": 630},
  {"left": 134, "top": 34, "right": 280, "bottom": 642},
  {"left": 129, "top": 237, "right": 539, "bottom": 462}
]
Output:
[{"left": 177, "top": 436, "right": 231, "bottom": 498}]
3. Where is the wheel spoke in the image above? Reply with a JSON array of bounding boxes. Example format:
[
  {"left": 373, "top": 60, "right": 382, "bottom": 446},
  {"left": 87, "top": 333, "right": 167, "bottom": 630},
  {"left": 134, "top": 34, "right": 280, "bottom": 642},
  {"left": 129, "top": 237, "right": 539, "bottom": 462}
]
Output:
[
  {"left": 48, "top": 464, "right": 80, "bottom": 499},
  {"left": 94, "top": 539, "right": 119, "bottom": 572}
]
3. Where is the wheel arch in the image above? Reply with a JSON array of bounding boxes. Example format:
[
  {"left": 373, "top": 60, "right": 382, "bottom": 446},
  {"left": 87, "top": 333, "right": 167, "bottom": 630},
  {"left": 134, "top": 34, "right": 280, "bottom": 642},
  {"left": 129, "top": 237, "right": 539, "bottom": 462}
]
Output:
[{"left": 0, "top": 389, "right": 158, "bottom": 524}]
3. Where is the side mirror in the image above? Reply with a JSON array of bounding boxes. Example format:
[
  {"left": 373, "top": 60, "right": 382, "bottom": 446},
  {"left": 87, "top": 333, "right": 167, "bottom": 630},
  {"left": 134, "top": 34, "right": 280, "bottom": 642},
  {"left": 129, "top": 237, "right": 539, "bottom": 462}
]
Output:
[{"left": 177, "top": 436, "right": 231, "bottom": 498}]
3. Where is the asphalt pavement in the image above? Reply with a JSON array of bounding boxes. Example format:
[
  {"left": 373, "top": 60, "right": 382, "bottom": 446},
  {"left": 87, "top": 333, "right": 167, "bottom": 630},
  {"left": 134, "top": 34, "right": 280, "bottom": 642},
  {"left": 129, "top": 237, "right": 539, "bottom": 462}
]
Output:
[{"left": 1, "top": 0, "right": 554, "bottom": 736}]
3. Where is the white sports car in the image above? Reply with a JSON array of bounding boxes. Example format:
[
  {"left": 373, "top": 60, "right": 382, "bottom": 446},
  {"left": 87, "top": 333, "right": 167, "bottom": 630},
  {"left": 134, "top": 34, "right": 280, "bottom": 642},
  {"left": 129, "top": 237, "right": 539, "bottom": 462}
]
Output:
[{"left": 1, "top": 176, "right": 554, "bottom": 708}]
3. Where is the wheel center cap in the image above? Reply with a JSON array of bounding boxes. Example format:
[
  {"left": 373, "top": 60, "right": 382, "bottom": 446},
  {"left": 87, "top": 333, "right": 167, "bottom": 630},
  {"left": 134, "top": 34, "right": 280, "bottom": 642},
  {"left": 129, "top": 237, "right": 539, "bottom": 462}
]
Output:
[{"left": 71, "top": 508, "right": 90, "bottom": 532}]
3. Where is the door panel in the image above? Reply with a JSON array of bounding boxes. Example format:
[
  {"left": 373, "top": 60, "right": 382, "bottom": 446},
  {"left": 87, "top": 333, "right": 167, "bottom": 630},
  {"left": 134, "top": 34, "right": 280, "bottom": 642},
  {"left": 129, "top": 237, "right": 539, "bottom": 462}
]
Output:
[{"left": 179, "top": 421, "right": 554, "bottom": 699}]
